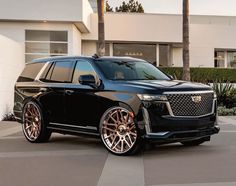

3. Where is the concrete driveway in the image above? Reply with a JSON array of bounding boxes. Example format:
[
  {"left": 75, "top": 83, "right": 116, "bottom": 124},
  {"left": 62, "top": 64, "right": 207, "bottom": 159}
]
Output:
[{"left": 0, "top": 116, "right": 236, "bottom": 186}]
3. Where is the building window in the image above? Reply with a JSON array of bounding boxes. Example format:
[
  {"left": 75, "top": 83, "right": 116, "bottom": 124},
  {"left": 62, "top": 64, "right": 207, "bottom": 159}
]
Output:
[
  {"left": 227, "top": 52, "right": 236, "bottom": 68},
  {"left": 25, "top": 30, "right": 68, "bottom": 63},
  {"left": 214, "top": 49, "right": 236, "bottom": 68},
  {"left": 159, "top": 44, "right": 172, "bottom": 67},
  {"left": 113, "top": 43, "right": 156, "bottom": 65},
  {"left": 214, "top": 51, "right": 225, "bottom": 67}
]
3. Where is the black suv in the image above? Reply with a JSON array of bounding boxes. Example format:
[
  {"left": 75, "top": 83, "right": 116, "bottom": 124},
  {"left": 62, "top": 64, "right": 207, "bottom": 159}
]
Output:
[{"left": 14, "top": 56, "right": 219, "bottom": 155}]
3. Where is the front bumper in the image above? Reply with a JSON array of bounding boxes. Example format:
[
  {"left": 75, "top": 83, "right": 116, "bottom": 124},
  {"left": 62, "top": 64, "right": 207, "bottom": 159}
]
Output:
[
  {"left": 144, "top": 125, "right": 220, "bottom": 142},
  {"left": 141, "top": 99, "right": 220, "bottom": 142}
]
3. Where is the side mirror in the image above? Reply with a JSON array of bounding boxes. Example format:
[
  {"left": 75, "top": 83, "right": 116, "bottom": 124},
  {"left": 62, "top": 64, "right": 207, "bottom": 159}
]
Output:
[{"left": 79, "top": 74, "right": 96, "bottom": 86}]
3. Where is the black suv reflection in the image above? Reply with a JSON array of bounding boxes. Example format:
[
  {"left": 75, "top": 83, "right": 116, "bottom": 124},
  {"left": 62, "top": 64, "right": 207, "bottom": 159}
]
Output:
[{"left": 14, "top": 56, "right": 219, "bottom": 155}]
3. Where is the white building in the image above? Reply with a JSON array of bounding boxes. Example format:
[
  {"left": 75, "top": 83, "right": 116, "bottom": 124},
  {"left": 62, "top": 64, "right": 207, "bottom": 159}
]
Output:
[{"left": 0, "top": 0, "right": 236, "bottom": 119}]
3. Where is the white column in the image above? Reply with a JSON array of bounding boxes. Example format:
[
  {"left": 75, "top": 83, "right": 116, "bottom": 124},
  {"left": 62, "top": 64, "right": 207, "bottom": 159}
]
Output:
[
  {"left": 109, "top": 43, "right": 113, "bottom": 56},
  {"left": 224, "top": 51, "right": 227, "bottom": 68},
  {"left": 156, "top": 44, "right": 159, "bottom": 67}
]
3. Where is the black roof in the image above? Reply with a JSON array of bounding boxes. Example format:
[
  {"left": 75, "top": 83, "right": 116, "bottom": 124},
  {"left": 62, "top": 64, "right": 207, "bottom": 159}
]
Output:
[{"left": 31, "top": 56, "right": 145, "bottom": 63}]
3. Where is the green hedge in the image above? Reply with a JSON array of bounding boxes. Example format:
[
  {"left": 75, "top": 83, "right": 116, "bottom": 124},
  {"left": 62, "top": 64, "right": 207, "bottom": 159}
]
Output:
[{"left": 159, "top": 67, "right": 236, "bottom": 83}]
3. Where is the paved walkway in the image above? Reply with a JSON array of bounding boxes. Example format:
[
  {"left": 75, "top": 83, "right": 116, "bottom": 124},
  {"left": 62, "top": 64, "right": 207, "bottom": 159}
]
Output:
[{"left": 0, "top": 117, "right": 236, "bottom": 186}]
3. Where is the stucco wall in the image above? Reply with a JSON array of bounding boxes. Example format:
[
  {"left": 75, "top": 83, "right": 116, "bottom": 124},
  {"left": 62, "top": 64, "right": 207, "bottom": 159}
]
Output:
[
  {"left": 0, "top": 0, "right": 93, "bottom": 32},
  {"left": 82, "top": 13, "right": 182, "bottom": 43},
  {"left": 82, "top": 40, "right": 96, "bottom": 56},
  {"left": 72, "top": 25, "right": 82, "bottom": 55},
  {"left": 0, "top": 22, "right": 82, "bottom": 119},
  {"left": 0, "top": 0, "right": 82, "bottom": 22},
  {"left": 82, "top": 13, "right": 236, "bottom": 67},
  {"left": 190, "top": 22, "right": 236, "bottom": 67}
]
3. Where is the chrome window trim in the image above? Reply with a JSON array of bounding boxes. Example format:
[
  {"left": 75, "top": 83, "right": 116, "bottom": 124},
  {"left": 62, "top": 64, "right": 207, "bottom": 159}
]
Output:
[
  {"left": 34, "top": 61, "right": 50, "bottom": 81},
  {"left": 142, "top": 107, "right": 152, "bottom": 133},
  {"left": 49, "top": 122, "right": 97, "bottom": 131},
  {"left": 163, "top": 90, "right": 214, "bottom": 95},
  {"left": 47, "top": 127, "right": 99, "bottom": 136}
]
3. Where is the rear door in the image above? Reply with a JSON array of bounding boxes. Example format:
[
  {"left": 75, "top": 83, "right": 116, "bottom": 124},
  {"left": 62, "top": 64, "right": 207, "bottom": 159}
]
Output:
[{"left": 39, "top": 60, "right": 75, "bottom": 124}]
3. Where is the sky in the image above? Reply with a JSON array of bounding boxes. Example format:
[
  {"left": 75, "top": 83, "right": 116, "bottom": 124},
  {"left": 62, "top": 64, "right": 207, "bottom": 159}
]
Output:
[{"left": 107, "top": 0, "right": 236, "bottom": 16}]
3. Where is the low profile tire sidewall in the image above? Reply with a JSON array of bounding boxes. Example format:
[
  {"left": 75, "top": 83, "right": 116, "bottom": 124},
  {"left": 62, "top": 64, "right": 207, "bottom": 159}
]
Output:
[{"left": 99, "top": 106, "right": 141, "bottom": 155}]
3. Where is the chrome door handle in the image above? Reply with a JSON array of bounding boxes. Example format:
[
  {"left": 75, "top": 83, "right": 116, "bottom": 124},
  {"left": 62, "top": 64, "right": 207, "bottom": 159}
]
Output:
[
  {"left": 39, "top": 87, "right": 48, "bottom": 93},
  {"left": 65, "top": 90, "right": 74, "bottom": 95}
]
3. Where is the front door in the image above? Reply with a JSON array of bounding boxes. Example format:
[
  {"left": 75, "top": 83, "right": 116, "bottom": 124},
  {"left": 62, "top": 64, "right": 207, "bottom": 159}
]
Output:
[{"left": 64, "top": 60, "right": 100, "bottom": 127}]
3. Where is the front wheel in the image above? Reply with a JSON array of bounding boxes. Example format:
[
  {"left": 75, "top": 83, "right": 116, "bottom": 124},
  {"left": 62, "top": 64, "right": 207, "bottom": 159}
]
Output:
[
  {"left": 22, "top": 101, "right": 51, "bottom": 143},
  {"left": 100, "top": 107, "right": 141, "bottom": 156}
]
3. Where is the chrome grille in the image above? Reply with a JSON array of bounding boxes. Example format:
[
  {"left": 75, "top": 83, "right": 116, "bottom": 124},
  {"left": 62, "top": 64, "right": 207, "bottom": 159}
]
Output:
[{"left": 166, "top": 92, "right": 214, "bottom": 116}]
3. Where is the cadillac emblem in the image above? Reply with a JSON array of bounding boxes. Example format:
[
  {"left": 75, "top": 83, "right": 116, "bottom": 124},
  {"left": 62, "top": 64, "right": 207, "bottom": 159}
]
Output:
[{"left": 191, "top": 95, "right": 202, "bottom": 103}]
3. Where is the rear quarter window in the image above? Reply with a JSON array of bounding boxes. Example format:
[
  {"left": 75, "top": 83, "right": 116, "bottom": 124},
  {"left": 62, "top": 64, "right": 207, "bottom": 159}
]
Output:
[{"left": 17, "top": 62, "right": 45, "bottom": 82}]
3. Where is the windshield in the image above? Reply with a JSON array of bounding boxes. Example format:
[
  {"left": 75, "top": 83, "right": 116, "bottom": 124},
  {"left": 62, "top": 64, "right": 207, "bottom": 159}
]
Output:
[{"left": 96, "top": 60, "right": 170, "bottom": 81}]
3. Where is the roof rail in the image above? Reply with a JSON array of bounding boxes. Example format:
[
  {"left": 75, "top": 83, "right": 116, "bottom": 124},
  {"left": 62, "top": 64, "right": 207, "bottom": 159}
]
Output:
[{"left": 92, "top": 53, "right": 99, "bottom": 59}]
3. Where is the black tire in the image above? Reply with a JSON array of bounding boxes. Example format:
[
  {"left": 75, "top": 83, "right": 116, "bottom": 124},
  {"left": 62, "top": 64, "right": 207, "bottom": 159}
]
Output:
[
  {"left": 22, "top": 101, "right": 51, "bottom": 143},
  {"left": 181, "top": 137, "right": 210, "bottom": 146},
  {"left": 99, "top": 106, "right": 142, "bottom": 156}
]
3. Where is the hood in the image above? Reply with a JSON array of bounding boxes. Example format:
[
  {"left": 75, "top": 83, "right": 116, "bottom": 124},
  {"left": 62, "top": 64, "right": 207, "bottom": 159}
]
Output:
[{"left": 106, "top": 80, "right": 212, "bottom": 94}]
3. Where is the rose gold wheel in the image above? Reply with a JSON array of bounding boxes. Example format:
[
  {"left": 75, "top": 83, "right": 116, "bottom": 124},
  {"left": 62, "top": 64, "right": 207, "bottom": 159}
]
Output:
[
  {"left": 22, "top": 102, "right": 51, "bottom": 143},
  {"left": 100, "top": 107, "right": 139, "bottom": 155}
]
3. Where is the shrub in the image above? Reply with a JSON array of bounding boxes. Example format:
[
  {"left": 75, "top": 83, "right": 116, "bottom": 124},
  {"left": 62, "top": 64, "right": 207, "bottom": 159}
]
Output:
[
  {"left": 2, "top": 112, "right": 16, "bottom": 121},
  {"left": 213, "top": 82, "right": 236, "bottom": 108},
  {"left": 218, "top": 106, "right": 236, "bottom": 116},
  {"left": 159, "top": 67, "right": 236, "bottom": 83}
]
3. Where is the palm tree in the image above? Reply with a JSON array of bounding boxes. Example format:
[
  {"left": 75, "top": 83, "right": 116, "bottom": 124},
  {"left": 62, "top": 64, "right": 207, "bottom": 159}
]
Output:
[
  {"left": 97, "top": 0, "right": 105, "bottom": 56},
  {"left": 182, "top": 0, "right": 190, "bottom": 81}
]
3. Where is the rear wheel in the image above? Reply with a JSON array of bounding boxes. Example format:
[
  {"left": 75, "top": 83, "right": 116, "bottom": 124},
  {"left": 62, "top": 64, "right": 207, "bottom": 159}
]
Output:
[
  {"left": 100, "top": 107, "right": 141, "bottom": 155},
  {"left": 181, "top": 137, "right": 210, "bottom": 146},
  {"left": 22, "top": 101, "right": 51, "bottom": 143}
]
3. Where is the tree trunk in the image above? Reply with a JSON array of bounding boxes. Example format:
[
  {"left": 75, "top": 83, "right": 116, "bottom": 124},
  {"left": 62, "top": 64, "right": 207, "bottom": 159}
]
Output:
[
  {"left": 182, "top": 0, "right": 190, "bottom": 81},
  {"left": 97, "top": 0, "right": 105, "bottom": 56}
]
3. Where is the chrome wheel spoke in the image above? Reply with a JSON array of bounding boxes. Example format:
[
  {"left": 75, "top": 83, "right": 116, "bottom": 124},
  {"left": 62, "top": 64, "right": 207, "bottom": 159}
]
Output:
[
  {"left": 104, "top": 133, "right": 114, "bottom": 140},
  {"left": 120, "top": 140, "right": 124, "bottom": 152},
  {"left": 25, "top": 118, "right": 32, "bottom": 123},
  {"left": 110, "top": 135, "right": 118, "bottom": 146},
  {"left": 124, "top": 138, "right": 131, "bottom": 148},
  {"left": 125, "top": 114, "right": 130, "bottom": 123},
  {"left": 130, "top": 132, "right": 137, "bottom": 137},
  {"left": 103, "top": 127, "right": 116, "bottom": 133},
  {"left": 118, "top": 110, "right": 124, "bottom": 122},
  {"left": 116, "top": 110, "right": 120, "bottom": 122},
  {"left": 127, "top": 133, "right": 133, "bottom": 146},
  {"left": 112, "top": 139, "right": 121, "bottom": 150},
  {"left": 105, "top": 123, "right": 117, "bottom": 127},
  {"left": 109, "top": 114, "right": 118, "bottom": 123},
  {"left": 25, "top": 125, "right": 32, "bottom": 130}
]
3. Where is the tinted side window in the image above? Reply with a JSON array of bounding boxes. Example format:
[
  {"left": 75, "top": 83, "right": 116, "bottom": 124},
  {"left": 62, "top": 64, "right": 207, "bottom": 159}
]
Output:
[
  {"left": 50, "top": 61, "right": 75, "bottom": 83},
  {"left": 72, "top": 60, "right": 97, "bottom": 84},
  {"left": 17, "top": 62, "right": 45, "bottom": 82}
]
